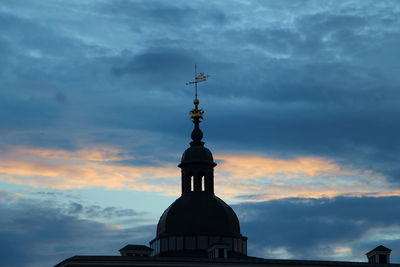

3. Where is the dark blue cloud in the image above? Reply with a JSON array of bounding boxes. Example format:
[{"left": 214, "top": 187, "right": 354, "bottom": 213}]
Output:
[
  {"left": 67, "top": 202, "right": 147, "bottom": 218},
  {"left": 0, "top": 197, "right": 154, "bottom": 267},
  {"left": 1, "top": 0, "right": 398, "bottom": 178},
  {"left": 110, "top": 47, "right": 197, "bottom": 88},
  {"left": 1, "top": 194, "right": 399, "bottom": 266},
  {"left": 234, "top": 196, "right": 400, "bottom": 261},
  {"left": 0, "top": 0, "right": 398, "bottom": 177},
  {"left": 97, "top": 0, "right": 228, "bottom": 28}
]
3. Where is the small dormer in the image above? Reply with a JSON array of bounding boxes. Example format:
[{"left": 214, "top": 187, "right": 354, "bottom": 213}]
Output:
[
  {"left": 366, "top": 245, "right": 391, "bottom": 264},
  {"left": 119, "top": 244, "right": 153, "bottom": 257},
  {"left": 208, "top": 242, "right": 229, "bottom": 259}
]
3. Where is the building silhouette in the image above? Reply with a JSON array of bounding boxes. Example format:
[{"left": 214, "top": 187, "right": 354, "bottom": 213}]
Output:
[{"left": 55, "top": 78, "right": 397, "bottom": 267}]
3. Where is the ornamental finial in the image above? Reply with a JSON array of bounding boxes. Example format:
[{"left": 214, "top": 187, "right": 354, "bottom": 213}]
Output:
[
  {"left": 186, "top": 65, "right": 210, "bottom": 146},
  {"left": 186, "top": 64, "right": 209, "bottom": 120}
]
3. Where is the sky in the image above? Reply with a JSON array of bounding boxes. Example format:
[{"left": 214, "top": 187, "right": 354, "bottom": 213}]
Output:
[{"left": 0, "top": 0, "right": 400, "bottom": 266}]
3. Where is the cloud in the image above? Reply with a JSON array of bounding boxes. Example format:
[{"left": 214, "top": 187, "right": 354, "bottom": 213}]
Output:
[
  {"left": 0, "top": 195, "right": 154, "bottom": 267},
  {"left": 109, "top": 47, "right": 200, "bottom": 91},
  {"left": 214, "top": 154, "right": 400, "bottom": 201},
  {"left": 0, "top": 190, "right": 26, "bottom": 204},
  {"left": 0, "top": 146, "right": 180, "bottom": 194},
  {"left": 66, "top": 202, "right": 146, "bottom": 219},
  {"left": 1, "top": 0, "right": 399, "bottom": 190},
  {"left": 235, "top": 196, "right": 400, "bottom": 262},
  {"left": 217, "top": 154, "right": 341, "bottom": 178},
  {"left": 1, "top": 193, "right": 399, "bottom": 266},
  {"left": 1, "top": 145, "right": 399, "bottom": 202},
  {"left": 97, "top": 0, "right": 228, "bottom": 33}
]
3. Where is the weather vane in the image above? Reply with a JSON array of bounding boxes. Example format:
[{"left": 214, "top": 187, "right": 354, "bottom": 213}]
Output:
[
  {"left": 186, "top": 64, "right": 209, "bottom": 120},
  {"left": 186, "top": 64, "right": 209, "bottom": 100}
]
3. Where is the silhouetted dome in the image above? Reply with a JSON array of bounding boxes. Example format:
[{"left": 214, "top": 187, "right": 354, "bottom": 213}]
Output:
[
  {"left": 156, "top": 191, "right": 241, "bottom": 238},
  {"left": 180, "top": 146, "right": 215, "bottom": 165}
]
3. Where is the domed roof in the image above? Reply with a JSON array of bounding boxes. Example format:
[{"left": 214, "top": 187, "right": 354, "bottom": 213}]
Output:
[
  {"left": 156, "top": 191, "right": 241, "bottom": 238},
  {"left": 180, "top": 145, "right": 216, "bottom": 165}
]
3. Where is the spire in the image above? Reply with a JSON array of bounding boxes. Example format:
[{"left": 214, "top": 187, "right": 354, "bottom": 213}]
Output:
[{"left": 179, "top": 66, "right": 215, "bottom": 195}]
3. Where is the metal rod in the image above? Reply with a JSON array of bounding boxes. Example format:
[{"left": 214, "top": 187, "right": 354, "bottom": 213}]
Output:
[{"left": 195, "top": 64, "right": 198, "bottom": 99}]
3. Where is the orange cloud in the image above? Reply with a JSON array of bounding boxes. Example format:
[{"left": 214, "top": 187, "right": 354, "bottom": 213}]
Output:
[
  {"left": 0, "top": 146, "right": 399, "bottom": 202},
  {"left": 215, "top": 180, "right": 400, "bottom": 202},
  {"left": 213, "top": 154, "right": 400, "bottom": 201},
  {"left": 216, "top": 154, "right": 343, "bottom": 179},
  {"left": 0, "top": 146, "right": 179, "bottom": 193}
]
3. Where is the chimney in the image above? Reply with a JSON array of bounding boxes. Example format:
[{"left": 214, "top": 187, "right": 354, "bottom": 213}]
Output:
[
  {"left": 119, "top": 244, "right": 153, "bottom": 257},
  {"left": 366, "top": 245, "right": 391, "bottom": 264}
]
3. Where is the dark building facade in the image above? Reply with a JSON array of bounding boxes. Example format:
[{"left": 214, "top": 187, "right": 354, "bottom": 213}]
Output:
[{"left": 55, "top": 80, "right": 397, "bottom": 267}]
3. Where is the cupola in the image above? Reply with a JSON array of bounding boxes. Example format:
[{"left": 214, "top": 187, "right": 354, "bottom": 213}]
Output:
[{"left": 149, "top": 70, "right": 247, "bottom": 258}]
